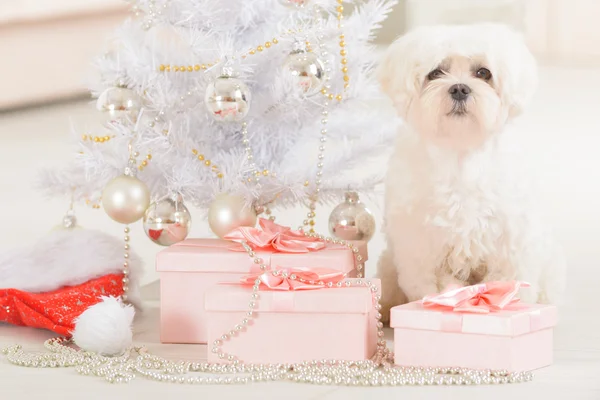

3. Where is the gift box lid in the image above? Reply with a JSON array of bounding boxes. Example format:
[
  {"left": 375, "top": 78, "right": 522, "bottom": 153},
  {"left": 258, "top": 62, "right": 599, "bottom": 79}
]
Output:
[
  {"left": 156, "top": 238, "right": 366, "bottom": 274},
  {"left": 390, "top": 301, "right": 557, "bottom": 337},
  {"left": 205, "top": 279, "right": 379, "bottom": 314}
]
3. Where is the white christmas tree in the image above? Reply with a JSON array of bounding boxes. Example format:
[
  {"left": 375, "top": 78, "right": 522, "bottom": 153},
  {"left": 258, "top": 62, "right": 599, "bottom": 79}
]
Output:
[{"left": 39, "top": 0, "right": 397, "bottom": 243}]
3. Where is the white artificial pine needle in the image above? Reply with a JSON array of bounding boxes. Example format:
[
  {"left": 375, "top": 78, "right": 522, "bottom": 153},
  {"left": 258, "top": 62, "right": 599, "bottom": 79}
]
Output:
[{"left": 37, "top": 0, "right": 399, "bottom": 210}]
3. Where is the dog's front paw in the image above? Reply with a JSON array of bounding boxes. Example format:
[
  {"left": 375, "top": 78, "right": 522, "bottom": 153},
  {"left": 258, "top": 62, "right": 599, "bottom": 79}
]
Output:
[
  {"left": 438, "top": 275, "right": 466, "bottom": 292},
  {"left": 379, "top": 302, "right": 393, "bottom": 324}
]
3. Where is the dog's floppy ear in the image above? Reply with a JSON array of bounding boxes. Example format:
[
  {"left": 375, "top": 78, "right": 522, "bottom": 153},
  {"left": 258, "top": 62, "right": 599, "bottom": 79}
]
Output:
[
  {"left": 491, "top": 27, "right": 538, "bottom": 118},
  {"left": 377, "top": 32, "right": 422, "bottom": 119},
  {"left": 508, "top": 39, "right": 538, "bottom": 117}
]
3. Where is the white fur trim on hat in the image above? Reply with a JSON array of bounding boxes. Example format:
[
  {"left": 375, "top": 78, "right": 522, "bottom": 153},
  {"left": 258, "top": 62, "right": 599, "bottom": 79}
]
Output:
[{"left": 0, "top": 228, "right": 143, "bottom": 307}]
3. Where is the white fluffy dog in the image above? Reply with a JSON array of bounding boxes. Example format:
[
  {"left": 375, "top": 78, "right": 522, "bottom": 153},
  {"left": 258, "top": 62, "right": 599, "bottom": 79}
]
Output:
[{"left": 376, "top": 23, "right": 565, "bottom": 319}]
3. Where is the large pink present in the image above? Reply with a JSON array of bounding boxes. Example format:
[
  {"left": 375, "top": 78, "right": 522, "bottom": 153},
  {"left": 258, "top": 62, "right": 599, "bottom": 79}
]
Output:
[
  {"left": 205, "top": 273, "right": 380, "bottom": 364},
  {"left": 156, "top": 220, "right": 367, "bottom": 344},
  {"left": 391, "top": 282, "right": 558, "bottom": 372}
]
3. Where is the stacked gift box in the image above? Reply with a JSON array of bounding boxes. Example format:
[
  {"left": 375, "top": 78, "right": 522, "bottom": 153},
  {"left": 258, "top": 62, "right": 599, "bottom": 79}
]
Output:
[{"left": 156, "top": 219, "right": 557, "bottom": 371}]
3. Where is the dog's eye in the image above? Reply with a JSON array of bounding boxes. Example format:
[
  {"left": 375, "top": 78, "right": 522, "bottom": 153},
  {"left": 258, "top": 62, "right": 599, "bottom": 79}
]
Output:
[
  {"left": 475, "top": 68, "right": 492, "bottom": 80},
  {"left": 427, "top": 69, "right": 444, "bottom": 80}
]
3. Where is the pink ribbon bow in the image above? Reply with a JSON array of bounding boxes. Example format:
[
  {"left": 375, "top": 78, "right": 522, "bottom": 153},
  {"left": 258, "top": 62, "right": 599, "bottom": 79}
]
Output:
[
  {"left": 240, "top": 267, "right": 345, "bottom": 291},
  {"left": 422, "top": 281, "right": 530, "bottom": 313},
  {"left": 224, "top": 218, "right": 326, "bottom": 253}
]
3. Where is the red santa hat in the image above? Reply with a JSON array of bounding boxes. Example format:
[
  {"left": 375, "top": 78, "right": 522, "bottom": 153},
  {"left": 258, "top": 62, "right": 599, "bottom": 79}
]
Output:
[{"left": 0, "top": 228, "right": 141, "bottom": 355}]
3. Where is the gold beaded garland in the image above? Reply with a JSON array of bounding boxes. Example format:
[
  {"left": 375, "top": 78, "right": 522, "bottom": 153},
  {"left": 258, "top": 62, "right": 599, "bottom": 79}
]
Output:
[
  {"left": 158, "top": 37, "right": 283, "bottom": 73},
  {"left": 157, "top": 3, "right": 352, "bottom": 231},
  {"left": 82, "top": 134, "right": 116, "bottom": 143},
  {"left": 84, "top": 198, "right": 102, "bottom": 209},
  {"left": 192, "top": 149, "right": 223, "bottom": 179},
  {"left": 138, "top": 153, "right": 153, "bottom": 171}
]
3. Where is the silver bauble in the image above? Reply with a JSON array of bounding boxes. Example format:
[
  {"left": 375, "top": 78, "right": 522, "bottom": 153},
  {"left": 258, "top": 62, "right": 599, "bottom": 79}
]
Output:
[
  {"left": 205, "top": 76, "right": 251, "bottom": 122},
  {"left": 62, "top": 212, "right": 78, "bottom": 229},
  {"left": 284, "top": 50, "right": 326, "bottom": 96},
  {"left": 279, "top": 0, "right": 310, "bottom": 8},
  {"left": 96, "top": 86, "right": 142, "bottom": 120},
  {"left": 102, "top": 174, "right": 151, "bottom": 224},
  {"left": 328, "top": 192, "right": 376, "bottom": 242},
  {"left": 208, "top": 193, "right": 257, "bottom": 238},
  {"left": 143, "top": 194, "right": 192, "bottom": 246},
  {"left": 52, "top": 210, "right": 82, "bottom": 231}
]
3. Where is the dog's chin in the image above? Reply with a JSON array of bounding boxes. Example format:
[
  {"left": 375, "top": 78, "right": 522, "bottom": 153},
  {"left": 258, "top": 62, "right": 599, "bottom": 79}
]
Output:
[
  {"left": 410, "top": 107, "right": 491, "bottom": 152},
  {"left": 446, "top": 101, "right": 469, "bottom": 118},
  {"left": 408, "top": 91, "right": 506, "bottom": 153}
]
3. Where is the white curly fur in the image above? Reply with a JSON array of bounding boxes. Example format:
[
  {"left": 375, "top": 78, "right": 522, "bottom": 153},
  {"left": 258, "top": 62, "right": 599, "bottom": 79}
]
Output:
[{"left": 376, "top": 24, "right": 566, "bottom": 320}]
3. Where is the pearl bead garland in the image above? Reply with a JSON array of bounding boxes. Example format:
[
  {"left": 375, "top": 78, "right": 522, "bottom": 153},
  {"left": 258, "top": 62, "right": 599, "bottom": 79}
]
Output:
[
  {"left": 2, "top": 281, "right": 534, "bottom": 386},
  {"left": 122, "top": 226, "right": 131, "bottom": 302},
  {"left": 0, "top": 224, "right": 531, "bottom": 386},
  {"left": 131, "top": 0, "right": 171, "bottom": 31},
  {"left": 304, "top": 230, "right": 364, "bottom": 277},
  {"left": 240, "top": 122, "right": 261, "bottom": 184},
  {"left": 2, "top": 2, "right": 532, "bottom": 386}
]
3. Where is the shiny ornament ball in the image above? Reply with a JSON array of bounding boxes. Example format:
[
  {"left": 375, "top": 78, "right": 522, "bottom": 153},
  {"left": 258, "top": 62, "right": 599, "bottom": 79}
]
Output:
[
  {"left": 279, "top": 0, "right": 310, "bottom": 8},
  {"left": 205, "top": 76, "right": 251, "bottom": 122},
  {"left": 62, "top": 213, "right": 78, "bottom": 229},
  {"left": 208, "top": 193, "right": 257, "bottom": 238},
  {"left": 328, "top": 192, "right": 376, "bottom": 242},
  {"left": 96, "top": 86, "right": 142, "bottom": 120},
  {"left": 143, "top": 194, "right": 192, "bottom": 246},
  {"left": 52, "top": 211, "right": 82, "bottom": 231},
  {"left": 102, "top": 175, "right": 151, "bottom": 224},
  {"left": 284, "top": 50, "right": 326, "bottom": 96}
]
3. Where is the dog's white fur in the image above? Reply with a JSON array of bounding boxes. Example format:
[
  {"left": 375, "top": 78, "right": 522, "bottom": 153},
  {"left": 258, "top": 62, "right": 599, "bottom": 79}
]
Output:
[{"left": 376, "top": 23, "right": 565, "bottom": 319}]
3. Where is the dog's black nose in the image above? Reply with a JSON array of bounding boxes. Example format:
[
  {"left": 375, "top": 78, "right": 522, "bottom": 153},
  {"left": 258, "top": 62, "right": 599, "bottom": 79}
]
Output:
[{"left": 448, "top": 84, "right": 471, "bottom": 101}]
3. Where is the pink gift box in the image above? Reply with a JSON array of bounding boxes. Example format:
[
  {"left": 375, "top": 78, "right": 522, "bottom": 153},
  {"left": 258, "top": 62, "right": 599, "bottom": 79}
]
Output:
[
  {"left": 391, "top": 301, "right": 558, "bottom": 371},
  {"left": 205, "top": 279, "right": 379, "bottom": 364},
  {"left": 156, "top": 239, "right": 367, "bottom": 344}
]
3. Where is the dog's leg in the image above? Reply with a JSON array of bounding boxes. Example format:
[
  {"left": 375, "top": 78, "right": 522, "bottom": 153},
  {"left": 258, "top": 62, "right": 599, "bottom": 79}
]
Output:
[
  {"left": 376, "top": 247, "right": 407, "bottom": 323},
  {"left": 438, "top": 273, "right": 466, "bottom": 291},
  {"left": 396, "top": 252, "right": 440, "bottom": 302}
]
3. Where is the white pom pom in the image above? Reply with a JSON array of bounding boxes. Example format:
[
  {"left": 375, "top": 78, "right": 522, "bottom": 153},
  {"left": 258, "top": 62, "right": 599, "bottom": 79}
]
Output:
[{"left": 72, "top": 296, "right": 135, "bottom": 356}]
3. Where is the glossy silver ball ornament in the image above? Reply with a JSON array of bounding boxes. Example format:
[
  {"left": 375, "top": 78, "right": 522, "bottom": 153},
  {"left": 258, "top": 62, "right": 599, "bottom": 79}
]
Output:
[
  {"left": 279, "top": 0, "right": 310, "bottom": 8},
  {"left": 143, "top": 194, "right": 192, "bottom": 246},
  {"left": 96, "top": 86, "right": 142, "bottom": 120},
  {"left": 284, "top": 49, "right": 326, "bottom": 96},
  {"left": 102, "top": 175, "right": 151, "bottom": 224},
  {"left": 52, "top": 210, "right": 82, "bottom": 231},
  {"left": 208, "top": 193, "right": 257, "bottom": 238},
  {"left": 205, "top": 76, "right": 251, "bottom": 122},
  {"left": 328, "top": 192, "right": 376, "bottom": 242},
  {"left": 62, "top": 212, "right": 78, "bottom": 229}
]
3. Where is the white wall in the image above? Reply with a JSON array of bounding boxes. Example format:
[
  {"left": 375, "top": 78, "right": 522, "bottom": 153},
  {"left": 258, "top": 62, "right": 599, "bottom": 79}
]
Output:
[
  {"left": 0, "top": 0, "right": 127, "bottom": 109},
  {"left": 379, "top": 0, "right": 600, "bottom": 65}
]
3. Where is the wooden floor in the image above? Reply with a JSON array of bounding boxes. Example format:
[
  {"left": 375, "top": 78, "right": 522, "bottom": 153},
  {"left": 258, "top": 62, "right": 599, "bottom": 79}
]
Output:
[{"left": 1, "top": 64, "right": 600, "bottom": 399}]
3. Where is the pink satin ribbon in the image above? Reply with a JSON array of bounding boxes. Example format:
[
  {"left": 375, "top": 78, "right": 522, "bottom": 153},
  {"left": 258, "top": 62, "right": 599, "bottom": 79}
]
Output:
[
  {"left": 224, "top": 218, "right": 326, "bottom": 253},
  {"left": 422, "top": 281, "right": 530, "bottom": 314},
  {"left": 240, "top": 267, "right": 345, "bottom": 291}
]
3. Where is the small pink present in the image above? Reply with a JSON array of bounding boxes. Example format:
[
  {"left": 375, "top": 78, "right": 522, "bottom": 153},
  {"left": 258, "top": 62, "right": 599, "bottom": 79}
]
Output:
[
  {"left": 205, "top": 271, "right": 379, "bottom": 364},
  {"left": 391, "top": 281, "right": 558, "bottom": 372},
  {"left": 156, "top": 219, "right": 367, "bottom": 344}
]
